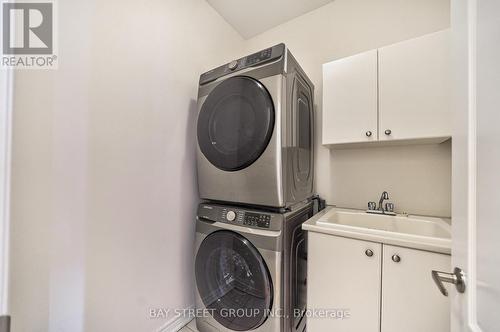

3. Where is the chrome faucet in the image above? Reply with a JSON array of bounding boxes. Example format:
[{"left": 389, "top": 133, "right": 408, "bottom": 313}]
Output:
[
  {"left": 367, "top": 191, "right": 396, "bottom": 215},
  {"left": 378, "top": 191, "right": 389, "bottom": 212}
]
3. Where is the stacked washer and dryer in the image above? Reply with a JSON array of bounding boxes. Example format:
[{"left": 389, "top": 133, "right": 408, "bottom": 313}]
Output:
[{"left": 194, "top": 44, "right": 321, "bottom": 332}]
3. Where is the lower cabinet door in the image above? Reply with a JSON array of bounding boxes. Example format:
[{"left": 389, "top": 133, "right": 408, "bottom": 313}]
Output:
[
  {"left": 307, "top": 233, "right": 382, "bottom": 332},
  {"left": 381, "top": 245, "right": 451, "bottom": 332}
]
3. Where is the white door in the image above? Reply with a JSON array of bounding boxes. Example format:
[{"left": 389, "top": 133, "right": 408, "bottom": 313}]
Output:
[
  {"left": 381, "top": 245, "right": 450, "bottom": 332},
  {"left": 0, "top": 69, "right": 13, "bottom": 329},
  {"left": 378, "top": 30, "right": 452, "bottom": 141},
  {"left": 322, "top": 50, "right": 378, "bottom": 145},
  {"left": 307, "top": 233, "right": 381, "bottom": 332},
  {"left": 450, "top": 0, "right": 500, "bottom": 331}
]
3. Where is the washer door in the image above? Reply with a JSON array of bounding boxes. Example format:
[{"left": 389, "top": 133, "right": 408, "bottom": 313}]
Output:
[
  {"left": 195, "top": 230, "right": 273, "bottom": 331},
  {"left": 197, "top": 76, "right": 275, "bottom": 171}
]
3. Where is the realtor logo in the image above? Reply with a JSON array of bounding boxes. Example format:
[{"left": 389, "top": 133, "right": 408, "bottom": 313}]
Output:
[{"left": 1, "top": 0, "right": 57, "bottom": 69}]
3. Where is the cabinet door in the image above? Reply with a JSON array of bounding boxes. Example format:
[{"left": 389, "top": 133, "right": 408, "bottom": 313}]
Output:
[
  {"left": 382, "top": 245, "right": 450, "bottom": 332},
  {"left": 307, "top": 233, "right": 381, "bottom": 332},
  {"left": 322, "top": 50, "right": 378, "bottom": 145},
  {"left": 378, "top": 30, "right": 451, "bottom": 141}
]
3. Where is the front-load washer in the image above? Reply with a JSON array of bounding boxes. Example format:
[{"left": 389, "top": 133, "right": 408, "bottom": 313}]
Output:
[
  {"left": 196, "top": 44, "right": 314, "bottom": 208},
  {"left": 194, "top": 201, "right": 314, "bottom": 332}
]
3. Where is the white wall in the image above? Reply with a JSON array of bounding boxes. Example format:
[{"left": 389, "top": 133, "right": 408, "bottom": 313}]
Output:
[
  {"left": 242, "top": 0, "right": 452, "bottom": 217},
  {"left": 329, "top": 142, "right": 451, "bottom": 216},
  {"left": 8, "top": 0, "right": 243, "bottom": 331}
]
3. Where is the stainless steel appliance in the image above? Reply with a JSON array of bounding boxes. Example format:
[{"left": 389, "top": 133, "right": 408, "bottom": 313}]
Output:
[
  {"left": 196, "top": 44, "right": 314, "bottom": 208},
  {"left": 194, "top": 201, "right": 315, "bottom": 332}
]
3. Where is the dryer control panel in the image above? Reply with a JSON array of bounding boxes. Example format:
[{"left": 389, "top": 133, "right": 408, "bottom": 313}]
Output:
[
  {"left": 197, "top": 204, "right": 279, "bottom": 230},
  {"left": 199, "top": 43, "right": 285, "bottom": 85}
]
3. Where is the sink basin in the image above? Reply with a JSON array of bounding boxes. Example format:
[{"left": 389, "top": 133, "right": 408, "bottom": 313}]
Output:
[
  {"left": 303, "top": 207, "right": 451, "bottom": 254},
  {"left": 317, "top": 210, "right": 450, "bottom": 239}
]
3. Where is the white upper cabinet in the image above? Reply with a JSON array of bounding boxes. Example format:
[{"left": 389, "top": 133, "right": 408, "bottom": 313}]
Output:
[
  {"left": 322, "top": 29, "right": 451, "bottom": 147},
  {"left": 378, "top": 30, "right": 451, "bottom": 141},
  {"left": 323, "top": 50, "right": 378, "bottom": 145}
]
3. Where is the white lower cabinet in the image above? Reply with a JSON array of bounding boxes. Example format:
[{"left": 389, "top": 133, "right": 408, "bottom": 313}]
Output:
[
  {"left": 307, "top": 232, "right": 382, "bottom": 332},
  {"left": 381, "top": 245, "right": 450, "bottom": 332},
  {"left": 307, "top": 234, "right": 451, "bottom": 332}
]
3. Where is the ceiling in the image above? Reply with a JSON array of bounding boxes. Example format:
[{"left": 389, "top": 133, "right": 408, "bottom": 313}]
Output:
[{"left": 206, "top": 0, "right": 335, "bottom": 39}]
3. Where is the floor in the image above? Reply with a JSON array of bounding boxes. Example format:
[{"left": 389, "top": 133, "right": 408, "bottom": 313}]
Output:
[{"left": 180, "top": 319, "right": 198, "bottom": 332}]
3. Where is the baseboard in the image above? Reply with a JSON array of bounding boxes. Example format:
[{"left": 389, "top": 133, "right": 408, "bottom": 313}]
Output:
[{"left": 157, "top": 305, "right": 194, "bottom": 332}]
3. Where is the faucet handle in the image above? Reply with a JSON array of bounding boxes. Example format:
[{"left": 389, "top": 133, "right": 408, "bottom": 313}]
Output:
[
  {"left": 368, "top": 201, "right": 377, "bottom": 210},
  {"left": 385, "top": 202, "right": 394, "bottom": 213}
]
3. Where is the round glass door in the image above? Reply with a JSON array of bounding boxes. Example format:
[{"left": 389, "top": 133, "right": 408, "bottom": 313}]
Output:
[
  {"left": 197, "top": 76, "right": 275, "bottom": 171},
  {"left": 195, "top": 231, "right": 273, "bottom": 331}
]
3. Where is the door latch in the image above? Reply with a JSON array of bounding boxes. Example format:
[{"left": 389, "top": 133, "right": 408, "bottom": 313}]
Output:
[{"left": 431, "top": 267, "right": 466, "bottom": 296}]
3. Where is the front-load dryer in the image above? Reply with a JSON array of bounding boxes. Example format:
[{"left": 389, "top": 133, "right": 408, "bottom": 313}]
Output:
[
  {"left": 194, "top": 201, "right": 314, "bottom": 332},
  {"left": 196, "top": 44, "right": 314, "bottom": 208}
]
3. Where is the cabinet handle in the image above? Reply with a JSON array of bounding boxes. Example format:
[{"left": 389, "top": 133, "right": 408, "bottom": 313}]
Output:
[
  {"left": 365, "top": 249, "right": 374, "bottom": 257},
  {"left": 385, "top": 129, "right": 392, "bottom": 135},
  {"left": 391, "top": 254, "right": 401, "bottom": 263},
  {"left": 365, "top": 131, "right": 372, "bottom": 137}
]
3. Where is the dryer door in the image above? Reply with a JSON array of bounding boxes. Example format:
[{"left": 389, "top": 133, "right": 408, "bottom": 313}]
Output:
[
  {"left": 292, "top": 74, "right": 313, "bottom": 186},
  {"left": 197, "top": 76, "right": 275, "bottom": 171},
  {"left": 286, "top": 72, "right": 314, "bottom": 204},
  {"left": 195, "top": 230, "right": 273, "bottom": 331}
]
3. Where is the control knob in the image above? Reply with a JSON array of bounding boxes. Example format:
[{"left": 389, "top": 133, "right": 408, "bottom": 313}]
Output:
[
  {"left": 228, "top": 60, "right": 238, "bottom": 70},
  {"left": 226, "top": 210, "right": 236, "bottom": 222}
]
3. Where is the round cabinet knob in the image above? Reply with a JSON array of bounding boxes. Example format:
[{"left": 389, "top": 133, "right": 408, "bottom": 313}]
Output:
[
  {"left": 385, "top": 129, "right": 392, "bottom": 136},
  {"left": 365, "top": 131, "right": 372, "bottom": 137},
  {"left": 365, "top": 249, "right": 374, "bottom": 257},
  {"left": 226, "top": 210, "right": 236, "bottom": 221},
  {"left": 228, "top": 60, "right": 238, "bottom": 70},
  {"left": 392, "top": 254, "right": 401, "bottom": 263}
]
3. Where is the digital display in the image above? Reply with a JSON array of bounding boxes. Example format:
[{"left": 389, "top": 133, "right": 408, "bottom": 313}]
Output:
[
  {"left": 244, "top": 212, "right": 271, "bottom": 228},
  {"left": 246, "top": 48, "right": 272, "bottom": 66}
]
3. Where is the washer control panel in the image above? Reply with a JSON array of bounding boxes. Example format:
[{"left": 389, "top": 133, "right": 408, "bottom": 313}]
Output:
[
  {"left": 198, "top": 204, "right": 277, "bottom": 230},
  {"left": 243, "top": 212, "right": 271, "bottom": 228},
  {"left": 221, "top": 208, "right": 244, "bottom": 224},
  {"left": 220, "top": 209, "right": 271, "bottom": 228}
]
